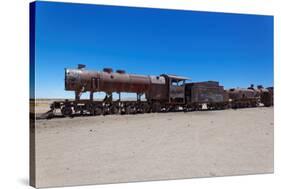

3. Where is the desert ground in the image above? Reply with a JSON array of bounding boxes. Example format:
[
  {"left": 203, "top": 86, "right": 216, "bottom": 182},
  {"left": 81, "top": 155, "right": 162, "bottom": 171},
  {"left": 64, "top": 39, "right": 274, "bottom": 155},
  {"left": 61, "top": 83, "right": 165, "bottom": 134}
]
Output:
[{"left": 33, "top": 102, "right": 274, "bottom": 188}]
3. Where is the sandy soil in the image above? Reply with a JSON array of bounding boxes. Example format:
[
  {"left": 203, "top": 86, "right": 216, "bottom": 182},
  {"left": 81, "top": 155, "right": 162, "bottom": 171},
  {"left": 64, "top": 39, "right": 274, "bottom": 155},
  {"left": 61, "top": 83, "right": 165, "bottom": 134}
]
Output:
[
  {"left": 31, "top": 99, "right": 63, "bottom": 114},
  {"left": 34, "top": 107, "right": 274, "bottom": 188}
]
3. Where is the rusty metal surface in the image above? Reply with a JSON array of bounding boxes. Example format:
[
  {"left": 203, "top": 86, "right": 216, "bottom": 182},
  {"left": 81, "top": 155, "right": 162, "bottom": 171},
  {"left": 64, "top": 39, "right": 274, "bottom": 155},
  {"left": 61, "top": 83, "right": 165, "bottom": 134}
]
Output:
[
  {"left": 161, "top": 74, "right": 187, "bottom": 104},
  {"left": 227, "top": 88, "right": 258, "bottom": 100},
  {"left": 98, "top": 72, "right": 151, "bottom": 93},
  {"left": 146, "top": 76, "right": 167, "bottom": 101},
  {"left": 169, "top": 85, "right": 185, "bottom": 101},
  {"left": 259, "top": 87, "right": 273, "bottom": 106},
  {"left": 185, "top": 81, "right": 226, "bottom": 103},
  {"left": 65, "top": 67, "right": 152, "bottom": 94},
  {"left": 53, "top": 65, "right": 274, "bottom": 118},
  {"left": 65, "top": 68, "right": 99, "bottom": 91}
]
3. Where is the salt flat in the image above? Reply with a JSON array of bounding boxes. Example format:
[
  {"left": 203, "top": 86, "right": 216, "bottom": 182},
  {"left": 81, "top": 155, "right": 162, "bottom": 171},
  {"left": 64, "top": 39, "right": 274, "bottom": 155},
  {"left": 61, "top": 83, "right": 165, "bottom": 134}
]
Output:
[{"left": 34, "top": 107, "right": 274, "bottom": 188}]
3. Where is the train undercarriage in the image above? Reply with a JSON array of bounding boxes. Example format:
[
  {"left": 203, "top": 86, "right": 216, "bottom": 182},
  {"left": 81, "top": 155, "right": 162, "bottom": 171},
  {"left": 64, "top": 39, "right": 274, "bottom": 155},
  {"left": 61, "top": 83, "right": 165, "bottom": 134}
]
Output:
[{"left": 40, "top": 98, "right": 234, "bottom": 119}]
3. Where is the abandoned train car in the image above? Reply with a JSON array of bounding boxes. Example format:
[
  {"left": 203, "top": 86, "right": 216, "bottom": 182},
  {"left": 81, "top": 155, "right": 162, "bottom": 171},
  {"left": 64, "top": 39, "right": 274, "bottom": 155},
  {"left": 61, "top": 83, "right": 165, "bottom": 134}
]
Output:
[{"left": 44, "top": 65, "right": 273, "bottom": 118}]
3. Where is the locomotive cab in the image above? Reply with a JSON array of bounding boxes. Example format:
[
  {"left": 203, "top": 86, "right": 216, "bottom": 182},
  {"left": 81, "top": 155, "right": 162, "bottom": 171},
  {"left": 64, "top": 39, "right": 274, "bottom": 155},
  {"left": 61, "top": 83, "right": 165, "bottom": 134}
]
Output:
[{"left": 162, "top": 74, "right": 190, "bottom": 104}]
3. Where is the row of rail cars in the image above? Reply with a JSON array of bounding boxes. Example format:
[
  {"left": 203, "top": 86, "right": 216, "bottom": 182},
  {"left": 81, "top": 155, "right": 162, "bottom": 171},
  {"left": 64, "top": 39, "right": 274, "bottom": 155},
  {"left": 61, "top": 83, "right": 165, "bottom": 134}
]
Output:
[{"left": 43, "top": 65, "right": 273, "bottom": 118}]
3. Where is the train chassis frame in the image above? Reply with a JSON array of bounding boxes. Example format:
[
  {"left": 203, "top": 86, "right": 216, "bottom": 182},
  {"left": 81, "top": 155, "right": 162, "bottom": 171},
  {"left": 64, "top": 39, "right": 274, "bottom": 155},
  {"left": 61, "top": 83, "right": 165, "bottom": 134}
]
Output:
[{"left": 46, "top": 98, "right": 230, "bottom": 118}]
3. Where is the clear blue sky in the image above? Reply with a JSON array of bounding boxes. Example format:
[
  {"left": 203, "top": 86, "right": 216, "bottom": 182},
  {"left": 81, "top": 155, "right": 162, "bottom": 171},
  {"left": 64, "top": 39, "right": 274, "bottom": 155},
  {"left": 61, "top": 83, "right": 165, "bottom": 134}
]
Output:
[{"left": 33, "top": 1, "right": 273, "bottom": 99}]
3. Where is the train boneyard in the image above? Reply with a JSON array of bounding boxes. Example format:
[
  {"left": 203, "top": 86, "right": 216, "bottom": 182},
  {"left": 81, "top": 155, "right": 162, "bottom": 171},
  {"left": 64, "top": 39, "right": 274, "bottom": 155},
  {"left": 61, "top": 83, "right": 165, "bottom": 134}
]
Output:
[{"left": 42, "top": 65, "right": 274, "bottom": 118}]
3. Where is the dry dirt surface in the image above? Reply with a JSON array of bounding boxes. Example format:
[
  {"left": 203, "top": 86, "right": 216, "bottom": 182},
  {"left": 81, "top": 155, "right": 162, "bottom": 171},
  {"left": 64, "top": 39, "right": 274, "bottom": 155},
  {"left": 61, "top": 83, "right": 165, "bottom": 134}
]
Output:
[
  {"left": 34, "top": 107, "right": 274, "bottom": 188},
  {"left": 32, "top": 99, "right": 62, "bottom": 114}
]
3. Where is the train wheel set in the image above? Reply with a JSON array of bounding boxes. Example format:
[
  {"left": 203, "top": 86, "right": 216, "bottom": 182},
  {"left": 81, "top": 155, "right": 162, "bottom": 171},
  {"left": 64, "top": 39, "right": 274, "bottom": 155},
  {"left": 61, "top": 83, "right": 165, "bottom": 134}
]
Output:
[{"left": 40, "top": 99, "right": 269, "bottom": 119}]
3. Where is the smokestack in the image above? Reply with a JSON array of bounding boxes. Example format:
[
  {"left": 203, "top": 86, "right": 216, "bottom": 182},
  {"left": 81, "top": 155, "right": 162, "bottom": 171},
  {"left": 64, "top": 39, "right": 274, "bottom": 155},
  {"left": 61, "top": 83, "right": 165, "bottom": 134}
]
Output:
[
  {"left": 78, "top": 64, "right": 86, "bottom": 69},
  {"left": 257, "top": 85, "right": 264, "bottom": 89},
  {"left": 116, "top": 70, "right": 126, "bottom": 74},
  {"left": 103, "top": 68, "right": 113, "bottom": 73}
]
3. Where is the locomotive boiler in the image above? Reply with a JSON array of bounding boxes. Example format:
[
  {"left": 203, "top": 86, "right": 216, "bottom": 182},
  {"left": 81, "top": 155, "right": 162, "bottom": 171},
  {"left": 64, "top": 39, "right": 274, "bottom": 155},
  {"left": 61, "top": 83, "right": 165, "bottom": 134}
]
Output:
[
  {"left": 65, "top": 64, "right": 152, "bottom": 101},
  {"left": 64, "top": 64, "right": 189, "bottom": 110}
]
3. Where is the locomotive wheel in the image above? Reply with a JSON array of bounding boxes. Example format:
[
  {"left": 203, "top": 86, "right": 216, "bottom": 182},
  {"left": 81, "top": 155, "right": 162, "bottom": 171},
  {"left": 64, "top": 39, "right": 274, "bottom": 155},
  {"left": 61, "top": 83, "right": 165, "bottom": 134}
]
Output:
[
  {"left": 61, "top": 106, "right": 72, "bottom": 117},
  {"left": 94, "top": 106, "right": 103, "bottom": 116},
  {"left": 220, "top": 104, "right": 225, "bottom": 110},
  {"left": 141, "top": 104, "right": 150, "bottom": 113},
  {"left": 88, "top": 108, "right": 95, "bottom": 116},
  {"left": 125, "top": 105, "right": 135, "bottom": 114},
  {"left": 213, "top": 104, "right": 218, "bottom": 110},
  {"left": 85, "top": 103, "right": 95, "bottom": 115},
  {"left": 143, "top": 104, "right": 151, "bottom": 113},
  {"left": 136, "top": 105, "right": 143, "bottom": 114},
  {"left": 137, "top": 104, "right": 147, "bottom": 113},
  {"left": 103, "top": 106, "right": 110, "bottom": 115},
  {"left": 194, "top": 104, "right": 200, "bottom": 111},
  {"left": 111, "top": 105, "right": 120, "bottom": 114}
]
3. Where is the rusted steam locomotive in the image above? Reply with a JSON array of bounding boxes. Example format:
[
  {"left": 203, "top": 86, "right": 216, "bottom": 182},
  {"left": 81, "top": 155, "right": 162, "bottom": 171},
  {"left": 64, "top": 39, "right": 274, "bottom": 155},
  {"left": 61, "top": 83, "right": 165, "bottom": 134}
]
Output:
[{"left": 45, "top": 65, "right": 273, "bottom": 118}]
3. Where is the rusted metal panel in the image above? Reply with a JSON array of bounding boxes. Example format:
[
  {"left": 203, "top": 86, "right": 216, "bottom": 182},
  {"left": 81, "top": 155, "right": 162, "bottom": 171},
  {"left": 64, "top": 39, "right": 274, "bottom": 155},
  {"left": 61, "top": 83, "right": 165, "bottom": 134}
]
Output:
[
  {"left": 98, "top": 71, "right": 151, "bottom": 93},
  {"left": 267, "top": 87, "right": 274, "bottom": 106},
  {"left": 227, "top": 88, "right": 258, "bottom": 100},
  {"left": 146, "top": 76, "right": 167, "bottom": 101},
  {"left": 260, "top": 90, "right": 272, "bottom": 106},
  {"left": 258, "top": 87, "right": 273, "bottom": 106},
  {"left": 161, "top": 74, "right": 188, "bottom": 104},
  {"left": 169, "top": 86, "right": 185, "bottom": 99},
  {"left": 65, "top": 68, "right": 98, "bottom": 91},
  {"left": 146, "top": 84, "right": 168, "bottom": 101},
  {"left": 186, "top": 81, "right": 226, "bottom": 103},
  {"left": 65, "top": 67, "right": 152, "bottom": 94}
]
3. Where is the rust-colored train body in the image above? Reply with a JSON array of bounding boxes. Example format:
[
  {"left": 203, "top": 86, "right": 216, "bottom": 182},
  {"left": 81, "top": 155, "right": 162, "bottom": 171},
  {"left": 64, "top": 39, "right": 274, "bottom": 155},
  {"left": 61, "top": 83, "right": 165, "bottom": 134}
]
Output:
[
  {"left": 65, "top": 68, "right": 151, "bottom": 94},
  {"left": 44, "top": 65, "right": 273, "bottom": 118},
  {"left": 227, "top": 85, "right": 273, "bottom": 108},
  {"left": 185, "top": 81, "right": 229, "bottom": 110}
]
